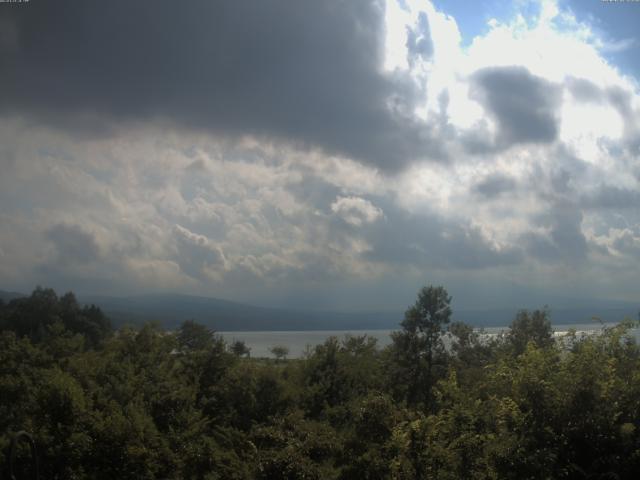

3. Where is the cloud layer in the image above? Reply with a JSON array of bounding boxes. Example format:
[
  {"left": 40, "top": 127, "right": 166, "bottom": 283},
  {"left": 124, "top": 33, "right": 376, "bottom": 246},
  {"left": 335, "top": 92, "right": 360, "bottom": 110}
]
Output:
[
  {"left": 1, "top": 0, "right": 446, "bottom": 171},
  {"left": 1, "top": 0, "right": 639, "bottom": 309}
]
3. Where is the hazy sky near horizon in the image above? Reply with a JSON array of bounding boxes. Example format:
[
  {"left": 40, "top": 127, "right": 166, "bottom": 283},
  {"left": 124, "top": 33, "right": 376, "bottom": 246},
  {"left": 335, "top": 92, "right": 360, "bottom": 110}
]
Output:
[{"left": 1, "top": 0, "right": 639, "bottom": 311}]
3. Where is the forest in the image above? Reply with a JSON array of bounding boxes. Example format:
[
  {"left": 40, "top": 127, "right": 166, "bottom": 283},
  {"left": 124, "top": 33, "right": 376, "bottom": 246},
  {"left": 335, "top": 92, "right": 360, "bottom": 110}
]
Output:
[{"left": 1, "top": 286, "right": 640, "bottom": 479}]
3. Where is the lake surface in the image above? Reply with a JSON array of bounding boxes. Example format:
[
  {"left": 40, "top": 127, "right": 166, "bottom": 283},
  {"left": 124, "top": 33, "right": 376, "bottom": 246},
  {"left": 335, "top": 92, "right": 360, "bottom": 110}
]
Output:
[{"left": 220, "top": 322, "right": 633, "bottom": 358}]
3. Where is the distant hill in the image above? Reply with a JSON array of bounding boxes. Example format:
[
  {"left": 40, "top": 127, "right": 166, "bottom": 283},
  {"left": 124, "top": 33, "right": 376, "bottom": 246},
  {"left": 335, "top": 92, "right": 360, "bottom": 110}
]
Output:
[
  {"left": 0, "top": 290, "right": 25, "bottom": 303},
  {"left": 80, "top": 293, "right": 638, "bottom": 331},
  {"left": 2, "top": 288, "right": 637, "bottom": 331},
  {"left": 455, "top": 305, "right": 638, "bottom": 329},
  {"left": 79, "top": 293, "right": 400, "bottom": 331}
]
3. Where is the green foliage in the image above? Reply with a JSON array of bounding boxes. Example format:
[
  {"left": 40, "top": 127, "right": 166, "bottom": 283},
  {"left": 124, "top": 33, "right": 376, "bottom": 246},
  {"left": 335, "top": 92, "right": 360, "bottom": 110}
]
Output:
[
  {"left": 0, "top": 287, "right": 111, "bottom": 348},
  {"left": 303, "top": 335, "right": 383, "bottom": 420},
  {"left": 339, "top": 393, "right": 398, "bottom": 479},
  {"left": 230, "top": 339, "right": 251, "bottom": 357},
  {"left": 388, "top": 285, "right": 452, "bottom": 408},
  {"left": 2, "top": 286, "right": 640, "bottom": 479},
  {"left": 507, "top": 307, "right": 554, "bottom": 355},
  {"left": 269, "top": 345, "right": 290, "bottom": 361},
  {"left": 251, "top": 411, "right": 340, "bottom": 479},
  {"left": 177, "top": 319, "right": 216, "bottom": 352}
]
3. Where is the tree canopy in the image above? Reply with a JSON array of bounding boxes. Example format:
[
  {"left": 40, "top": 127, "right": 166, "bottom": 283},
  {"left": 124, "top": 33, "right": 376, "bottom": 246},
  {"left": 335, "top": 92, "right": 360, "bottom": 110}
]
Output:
[
  {"left": 389, "top": 285, "right": 452, "bottom": 408},
  {"left": 2, "top": 286, "right": 640, "bottom": 479}
]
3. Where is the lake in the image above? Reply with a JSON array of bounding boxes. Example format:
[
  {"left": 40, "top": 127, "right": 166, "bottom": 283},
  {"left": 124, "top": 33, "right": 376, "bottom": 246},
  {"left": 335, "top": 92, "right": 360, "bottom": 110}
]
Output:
[{"left": 219, "top": 322, "right": 634, "bottom": 358}]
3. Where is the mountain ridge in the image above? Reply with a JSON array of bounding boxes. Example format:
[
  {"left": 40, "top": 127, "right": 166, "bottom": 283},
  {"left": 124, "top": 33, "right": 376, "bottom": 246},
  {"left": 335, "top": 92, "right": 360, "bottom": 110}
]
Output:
[{"left": 2, "top": 289, "right": 637, "bottom": 331}]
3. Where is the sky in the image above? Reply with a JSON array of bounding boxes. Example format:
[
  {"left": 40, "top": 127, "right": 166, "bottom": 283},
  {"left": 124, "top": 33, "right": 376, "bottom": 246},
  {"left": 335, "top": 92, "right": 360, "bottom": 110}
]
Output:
[{"left": 0, "top": 0, "right": 639, "bottom": 312}]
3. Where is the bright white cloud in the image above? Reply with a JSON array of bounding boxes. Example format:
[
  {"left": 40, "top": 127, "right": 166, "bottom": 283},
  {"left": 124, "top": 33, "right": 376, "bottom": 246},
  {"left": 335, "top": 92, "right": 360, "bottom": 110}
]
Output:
[{"left": 331, "top": 196, "right": 384, "bottom": 226}]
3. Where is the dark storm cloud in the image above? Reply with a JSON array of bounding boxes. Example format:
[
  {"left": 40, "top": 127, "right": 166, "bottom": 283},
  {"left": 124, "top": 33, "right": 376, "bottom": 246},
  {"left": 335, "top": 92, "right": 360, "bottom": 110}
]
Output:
[
  {"left": 581, "top": 185, "right": 640, "bottom": 209},
  {"left": 0, "top": 0, "right": 441, "bottom": 171},
  {"left": 612, "top": 230, "right": 640, "bottom": 259},
  {"left": 173, "top": 225, "right": 226, "bottom": 281},
  {"left": 607, "top": 86, "right": 634, "bottom": 119},
  {"left": 522, "top": 205, "right": 588, "bottom": 265},
  {"left": 565, "top": 78, "right": 634, "bottom": 119},
  {"left": 565, "top": 79, "right": 640, "bottom": 152},
  {"left": 287, "top": 173, "right": 344, "bottom": 213},
  {"left": 281, "top": 170, "right": 523, "bottom": 270},
  {"left": 470, "top": 66, "right": 561, "bottom": 148},
  {"left": 46, "top": 224, "right": 100, "bottom": 264},
  {"left": 361, "top": 201, "right": 523, "bottom": 269},
  {"left": 605, "top": 86, "right": 640, "bottom": 154},
  {"left": 472, "top": 174, "right": 517, "bottom": 198},
  {"left": 406, "top": 11, "right": 433, "bottom": 67},
  {"left": 566, "top": 77, "right": 604, "bottom": 103}
]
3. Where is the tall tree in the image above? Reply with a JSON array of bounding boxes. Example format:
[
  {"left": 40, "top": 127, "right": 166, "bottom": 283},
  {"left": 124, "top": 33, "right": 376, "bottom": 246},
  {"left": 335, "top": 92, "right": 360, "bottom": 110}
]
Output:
[
  {"left": 231, "top": 340, "right": 251, "bottom": 358},
  {"left": 389, "top": 285, "right": 452, "bottom": 408},
  {"left": 177, "top": 319, "right": 215, "bottom": 352},
  {"left": 269, "top": 345, "right": 289, "bottom": 362},
  {"left": 507, "top": 308, "right": 554, "bottom": 356}
]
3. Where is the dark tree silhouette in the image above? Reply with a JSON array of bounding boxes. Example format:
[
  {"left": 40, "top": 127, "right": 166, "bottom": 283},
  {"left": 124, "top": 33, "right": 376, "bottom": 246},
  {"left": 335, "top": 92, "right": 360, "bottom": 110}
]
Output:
[{"left": 390, "top": 285, "right": 452, "bottom": 408}]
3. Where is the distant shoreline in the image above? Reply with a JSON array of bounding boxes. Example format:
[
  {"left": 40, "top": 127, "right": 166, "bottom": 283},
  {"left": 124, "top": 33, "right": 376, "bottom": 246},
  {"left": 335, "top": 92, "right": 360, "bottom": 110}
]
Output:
[{"left": 217, "top": 322, "right": 636, "bottom": 358}]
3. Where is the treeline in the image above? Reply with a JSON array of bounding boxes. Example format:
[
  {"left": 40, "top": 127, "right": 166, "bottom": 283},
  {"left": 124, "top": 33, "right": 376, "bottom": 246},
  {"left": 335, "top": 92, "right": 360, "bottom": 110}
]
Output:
[{"left": 1, "top": 286, "right": 640, "bottom": 479}]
